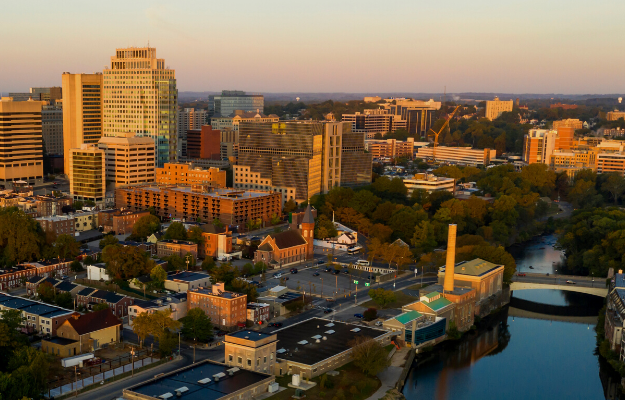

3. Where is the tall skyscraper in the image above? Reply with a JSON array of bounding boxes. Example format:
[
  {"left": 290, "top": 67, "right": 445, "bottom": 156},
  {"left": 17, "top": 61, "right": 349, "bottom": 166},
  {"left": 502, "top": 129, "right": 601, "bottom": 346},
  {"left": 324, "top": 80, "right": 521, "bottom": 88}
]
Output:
[
  {"left": 61, "top": 73, "right": 103, "bottom": 173},
  {"left": 208, "top": 90, "right": 264, "bottom": 117},
  {"left": 102, "top": 47, "right": 178, "bottom": 168},
  {"left": 177, "top": 108, "right": 207, "bottom": 158},
  {"left": 0, "top": 97, "right": 45, "bottom": 188},
  {"left": 42, "top": 104, "right": 64, "bottom": 155},
  {"left": 69, "top": 144, "right": 106, "bottom": 204},
  {"left": 97, "top": 132, "right": 156, "bottom": 188},
  {"left": 378, "top": 99, "right": 441, "bottom": 138},
  {"left": 235, "top": 121, "right": 371, "bottom": 204}
]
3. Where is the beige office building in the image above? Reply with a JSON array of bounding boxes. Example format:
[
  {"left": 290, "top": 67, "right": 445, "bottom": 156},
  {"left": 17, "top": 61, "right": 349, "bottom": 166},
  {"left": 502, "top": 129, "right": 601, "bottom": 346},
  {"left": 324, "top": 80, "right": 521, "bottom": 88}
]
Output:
[
  {"left": 97, "top": 132, "right": 155, "bottom": 187},
  {"left": 485, "top": 97, "right": 514, "bottom": 121},
  {"left": 61, "top": 73, "right": 103, "bottom": 173},
  {"left": 69, "top": 144, "right": 106, "bottom": 204},
  {"left": 607, "top": 111, "right": 625, "bottom": 121},
  {"left": 0, "top": 98, "right": 45, "bottom": 188},
  {"left": 102, "top": 47, "right": 177, "bottom": 168},
  {"left": 416, "top": 146, "right": 496, "bottom": 166},
  {"left": 156, "top": 162, "right": 226, "bottom": 187}
]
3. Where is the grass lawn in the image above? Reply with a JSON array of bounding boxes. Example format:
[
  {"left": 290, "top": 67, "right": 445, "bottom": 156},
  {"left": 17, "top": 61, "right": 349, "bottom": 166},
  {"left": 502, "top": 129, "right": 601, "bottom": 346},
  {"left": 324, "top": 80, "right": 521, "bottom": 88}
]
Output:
[
  {"left": 360, "top": 291, "right": 418, "bottom": 310},
  {"left": 406, "top": 283, "right": 429, "bottom": 290},
  {"left": 266, "top": 362, "right": 381, "bottom": 400}
]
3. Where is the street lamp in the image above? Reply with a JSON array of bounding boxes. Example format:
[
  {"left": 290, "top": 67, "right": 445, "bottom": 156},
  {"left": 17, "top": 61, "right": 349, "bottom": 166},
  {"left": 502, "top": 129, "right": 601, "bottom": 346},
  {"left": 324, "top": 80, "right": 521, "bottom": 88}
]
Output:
[{"left": 130, "top": 347, "right": 136, "bottom": 376}]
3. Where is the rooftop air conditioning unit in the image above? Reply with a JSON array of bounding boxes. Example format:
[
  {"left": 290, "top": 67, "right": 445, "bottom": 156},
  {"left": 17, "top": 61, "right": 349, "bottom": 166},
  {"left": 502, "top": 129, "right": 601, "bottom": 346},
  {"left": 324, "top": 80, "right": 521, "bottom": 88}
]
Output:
[
  {"left": 175, "top": 387, "right": 189, "bottom": 397},
  {"left": 213, "top": 372, "right": 226, "bottom": 382},
  {"left": 197, "top": 378, "right": 212, "bottom": 385},
  {"left": 227, "top": 367, "right": 240, "bottom": 376},
  {"left": 159, "top": 393, "right": 173, "bottom": 400}
]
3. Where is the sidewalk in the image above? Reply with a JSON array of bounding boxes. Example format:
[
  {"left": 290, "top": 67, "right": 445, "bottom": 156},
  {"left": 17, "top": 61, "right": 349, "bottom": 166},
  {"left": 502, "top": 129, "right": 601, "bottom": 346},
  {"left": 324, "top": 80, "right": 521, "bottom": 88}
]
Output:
[{"left": 366, "top": 347, "right": 410, "bottom": 400}]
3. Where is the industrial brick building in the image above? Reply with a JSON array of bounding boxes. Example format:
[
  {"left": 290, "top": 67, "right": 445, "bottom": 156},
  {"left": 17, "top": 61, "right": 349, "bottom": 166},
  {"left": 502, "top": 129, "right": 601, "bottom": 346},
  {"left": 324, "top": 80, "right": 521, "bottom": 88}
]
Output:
[{"left": 188, "top": 283, "right": 247, "bottom": 329}]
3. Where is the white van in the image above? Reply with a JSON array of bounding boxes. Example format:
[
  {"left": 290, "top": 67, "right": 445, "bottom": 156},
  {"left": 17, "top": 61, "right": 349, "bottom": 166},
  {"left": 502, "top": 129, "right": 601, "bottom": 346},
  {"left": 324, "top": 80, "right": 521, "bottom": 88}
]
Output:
[{"left": 355, "top": 260, "right": 370, "bottom": 267}]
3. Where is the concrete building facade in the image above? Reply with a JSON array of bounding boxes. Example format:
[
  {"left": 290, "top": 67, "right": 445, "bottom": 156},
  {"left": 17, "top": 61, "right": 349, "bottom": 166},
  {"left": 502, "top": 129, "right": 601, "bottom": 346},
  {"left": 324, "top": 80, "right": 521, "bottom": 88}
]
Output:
[
  {"left": 97, "top": 132, "right": 156, "bottom": 188},
  {"left": 156, "top": 162, "right": 226, "bottom": 188},
  {"left": 485, "top": 97, "right": 514, "bottom": 121},
  {"left": 69, "top": 144, "right": 106, "bottom": 204},
  {"left": 188, "top": 283, "right": 248, "bottom": 329},
  {"left": 42, "top": 104, "right": 63, "bottom": 155},
  {"left": 416, "top": 146, "right": 496, "bottom": 166}
]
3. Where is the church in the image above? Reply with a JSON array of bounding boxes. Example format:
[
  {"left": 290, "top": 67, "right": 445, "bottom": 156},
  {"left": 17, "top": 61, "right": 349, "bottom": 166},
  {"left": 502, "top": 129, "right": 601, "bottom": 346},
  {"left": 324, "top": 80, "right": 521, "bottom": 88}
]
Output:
[{"left": 253, "top": 205, "right": 315, "bottom": 268}]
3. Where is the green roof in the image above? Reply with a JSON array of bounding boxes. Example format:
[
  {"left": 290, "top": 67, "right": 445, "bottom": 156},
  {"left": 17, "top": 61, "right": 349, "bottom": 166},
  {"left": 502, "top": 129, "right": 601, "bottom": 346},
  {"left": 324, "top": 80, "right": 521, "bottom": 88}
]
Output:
[
  {"left": 425, "top": 297, "right": 453, "bottom": 311},
  {"left": 424, "top": 291, "right": 440, "bottom": 299},
  {"left": 454, "top": 258, "right": 503, "bottom": 277},
  {"left": 395, "top": 310, "right": 422, "bottom": 324}
]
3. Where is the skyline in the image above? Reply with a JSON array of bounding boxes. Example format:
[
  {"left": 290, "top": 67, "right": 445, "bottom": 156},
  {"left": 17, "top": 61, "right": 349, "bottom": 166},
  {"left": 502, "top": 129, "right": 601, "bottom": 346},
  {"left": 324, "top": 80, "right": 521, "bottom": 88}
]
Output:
[{"left": 2, "top": 0, "right": 625, "bottom": 94}]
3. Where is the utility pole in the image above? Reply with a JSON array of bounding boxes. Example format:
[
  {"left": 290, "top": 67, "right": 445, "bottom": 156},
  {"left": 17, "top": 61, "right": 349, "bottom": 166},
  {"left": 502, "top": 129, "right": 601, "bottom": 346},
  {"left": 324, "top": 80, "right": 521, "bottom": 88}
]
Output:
[
  {"left": 335, "top": 275, "right": 338, "bottom": 299},
  {"left": 320, "top": 277, "right": 323, "bottom": 299}
]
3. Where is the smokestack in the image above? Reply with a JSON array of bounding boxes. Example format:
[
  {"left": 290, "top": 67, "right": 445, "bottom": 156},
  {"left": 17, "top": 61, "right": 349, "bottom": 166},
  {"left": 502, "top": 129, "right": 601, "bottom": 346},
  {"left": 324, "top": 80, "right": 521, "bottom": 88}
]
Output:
[{"left": 444, "top": 224, "right": 457, "bottom": 293}]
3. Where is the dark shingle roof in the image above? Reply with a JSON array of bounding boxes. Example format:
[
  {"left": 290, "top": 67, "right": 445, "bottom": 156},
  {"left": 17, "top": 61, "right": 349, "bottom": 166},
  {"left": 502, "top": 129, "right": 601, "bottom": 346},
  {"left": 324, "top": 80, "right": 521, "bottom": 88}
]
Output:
[
  {"left": 77, "top": 287, "right": 98, "bottom": 296},
  {"left": 26, "top": 275, "right": 44, "bottom": 284},
  {"left": 91, "top": 290, "right": 125, "bottom": 304},
  {"left": 66, "top": 309, "right": 121, "bottom": 335},
  {"left": 55, "top": 281, "right": 78, "bottom": 292},
  {"left": 302, "top": 204, "right": 314, "bottom": 224},
  {"left": 272, "top": 230, "right": 306, "bottom": 249}
]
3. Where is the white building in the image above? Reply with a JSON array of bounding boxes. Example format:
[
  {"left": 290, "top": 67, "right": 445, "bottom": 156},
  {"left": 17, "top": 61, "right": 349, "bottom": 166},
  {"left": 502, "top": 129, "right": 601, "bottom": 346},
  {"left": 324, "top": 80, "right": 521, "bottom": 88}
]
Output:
[
  {"left": 403, "top": 173, "right": 455, "bottom": 195},
  {"left": 128, "top": 293, "right": 187, "bottom": 327},
  {"left": 87, "top": 264, "right": 110, "bottom": 281}
]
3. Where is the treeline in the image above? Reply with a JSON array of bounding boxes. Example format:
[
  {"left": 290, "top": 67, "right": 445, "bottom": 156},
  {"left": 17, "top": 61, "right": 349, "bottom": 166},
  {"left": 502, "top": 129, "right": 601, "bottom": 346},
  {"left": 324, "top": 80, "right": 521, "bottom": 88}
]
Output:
[{"left": 307, "top": 164, "right": 561, "bottom": 282}]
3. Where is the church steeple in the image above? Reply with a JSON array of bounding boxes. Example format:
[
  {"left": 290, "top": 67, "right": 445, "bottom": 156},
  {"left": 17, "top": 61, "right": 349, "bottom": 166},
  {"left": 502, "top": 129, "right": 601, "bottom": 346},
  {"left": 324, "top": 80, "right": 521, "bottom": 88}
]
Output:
[{"left": 301, "top": 204, "right": 315, "bottom": 260}]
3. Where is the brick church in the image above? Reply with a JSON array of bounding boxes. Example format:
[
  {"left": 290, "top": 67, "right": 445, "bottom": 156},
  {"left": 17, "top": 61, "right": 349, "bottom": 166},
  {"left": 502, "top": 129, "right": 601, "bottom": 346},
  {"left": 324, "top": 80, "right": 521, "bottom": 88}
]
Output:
[{"left": 254, "top": 205, "right": 315, "bottom": 268}]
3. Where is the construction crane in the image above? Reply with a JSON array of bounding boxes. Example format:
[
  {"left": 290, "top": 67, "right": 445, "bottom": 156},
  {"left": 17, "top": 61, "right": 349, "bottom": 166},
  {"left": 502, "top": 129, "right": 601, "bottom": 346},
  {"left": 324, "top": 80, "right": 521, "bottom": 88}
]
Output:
[{"left": 428, "top": 105, "right": 461, "bottom": 163}]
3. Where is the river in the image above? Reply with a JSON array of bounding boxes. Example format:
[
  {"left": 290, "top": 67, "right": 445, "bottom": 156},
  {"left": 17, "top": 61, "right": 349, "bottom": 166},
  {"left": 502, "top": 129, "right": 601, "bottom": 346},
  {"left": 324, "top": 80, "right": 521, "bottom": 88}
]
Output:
[{"left": 402, "top": 235, "right": 617, "bottom": 400}]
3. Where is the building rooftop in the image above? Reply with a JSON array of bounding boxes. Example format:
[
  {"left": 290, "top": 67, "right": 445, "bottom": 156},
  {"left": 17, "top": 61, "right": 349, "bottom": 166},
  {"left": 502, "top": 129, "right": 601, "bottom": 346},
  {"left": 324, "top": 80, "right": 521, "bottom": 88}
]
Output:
[
  {"left": 159, "top": 239, "right": 197, "bottom": 246},
  {"left": 66, "top": 309, "right": 121, "bottom": 335},
  {"left": 424, "top": 297, "right": 454, "bottom": 312},
  {"left": 615, "top": 273, "right": 625, "bottom": 289},
  {"left": 0, "top": 294, "right": 74, "bottom": 317},
  {"left": 422, "top": 284, "right": 475, "bottom": 297},
  {"left": 452, "top": 258, "right": 503, "bottom": 277},
  {"left": 131, "top": 185, "right": 277, "bottom": 200},
  {"left": 395, "top": 310, "right": 423, "bottom": 325},
  {"left": 124, "top": 360, "right": 272, "bottom": 400},
  {"left": 271, "top": 230, "right": 307, "bottom": 249},
  {"left": 272, "top": 317, "right": 388, "bottom": 366},
  {"left": 45, "top": 336, "right": 78, "bottom": 346},
  {"left": 227, "top": 330, "right": 273, "bottom": 342},
  {"left": 167, "top": 271, "right": 210, "bottom": 283}
]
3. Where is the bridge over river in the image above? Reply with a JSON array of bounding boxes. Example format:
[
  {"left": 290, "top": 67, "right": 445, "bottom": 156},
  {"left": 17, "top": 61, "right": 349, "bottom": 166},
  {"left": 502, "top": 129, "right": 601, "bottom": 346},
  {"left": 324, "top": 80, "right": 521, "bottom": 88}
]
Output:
[{"left": 510, "top": 272, "right": 607, "bottom": 297}]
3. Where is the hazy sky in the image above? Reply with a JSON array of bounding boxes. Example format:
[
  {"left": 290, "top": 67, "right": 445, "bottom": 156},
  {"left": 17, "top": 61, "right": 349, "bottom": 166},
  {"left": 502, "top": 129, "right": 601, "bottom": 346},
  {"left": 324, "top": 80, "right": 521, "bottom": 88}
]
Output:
[{"left": 2, "top": 0, "right": 624, "bottom": 94}]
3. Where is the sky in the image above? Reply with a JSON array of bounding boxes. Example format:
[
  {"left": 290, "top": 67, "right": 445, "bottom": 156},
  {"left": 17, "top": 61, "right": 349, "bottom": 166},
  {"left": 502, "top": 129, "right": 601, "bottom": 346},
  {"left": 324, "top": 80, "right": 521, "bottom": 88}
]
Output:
[{"left": 1, "top": 0, "right": 625, "bottom": 95}]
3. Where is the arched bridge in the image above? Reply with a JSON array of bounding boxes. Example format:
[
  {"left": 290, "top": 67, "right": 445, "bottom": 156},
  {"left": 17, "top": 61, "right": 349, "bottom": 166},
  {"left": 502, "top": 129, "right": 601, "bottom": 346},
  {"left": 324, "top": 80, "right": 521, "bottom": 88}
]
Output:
[{"left": 510, "top": 280, "right": 607, "bottom": 297}]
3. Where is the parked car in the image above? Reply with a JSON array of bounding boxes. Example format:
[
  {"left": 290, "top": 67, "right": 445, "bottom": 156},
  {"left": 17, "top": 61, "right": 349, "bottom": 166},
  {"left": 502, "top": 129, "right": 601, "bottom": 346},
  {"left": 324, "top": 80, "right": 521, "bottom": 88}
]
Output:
[
  {"left": 325, "top": 268, "right": 333, "bottom": 272},
  {"left": 354, "top": 313, "right": 364, "bottom": 318},
  {"left": 333, "top": 269, "right": 341, "bottom": 275},
  {"left": 323, "top": 308, "right": 334, "bottom": 314},
  {"left": 375, "top": 321, "right": 383, "bottom": 327},
  {"left": 317, "top": 260, "right": 325, "bottom": 265},
  {"left": 273, "top": 272, "right": 282, "bottom": 278},
  {"left": 290, "top": 268, "right": 298, "bottom": 274},
  {"left": 342, "top": 269, "right": 349, "bottom": 274},
  {"left": 312, "top": 272, "right": 320, "bottom": 276},
  {"left": 566, "top": 280, "right": 576, "bottom": 284},
  {"left": 517, "top": 273, "right": 526, "bottom": 277},
  {"left": 326, "top": 298, "right": 335, "bottom": 302},
  {"left": 269, "top": 322, "right": 283, "bottom": 328}
]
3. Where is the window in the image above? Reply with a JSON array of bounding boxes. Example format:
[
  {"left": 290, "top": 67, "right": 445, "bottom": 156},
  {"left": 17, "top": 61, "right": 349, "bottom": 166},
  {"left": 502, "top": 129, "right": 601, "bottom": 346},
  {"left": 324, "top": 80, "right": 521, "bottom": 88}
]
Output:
[
  {"left": 229, "top": 354, "right": 233, "bottom": 362},
  {"left": 238, "top": 356, "right": 242, "bottom": 364},
  {"left": 247, "top": 359, "right": 252, "bottom": 367}
]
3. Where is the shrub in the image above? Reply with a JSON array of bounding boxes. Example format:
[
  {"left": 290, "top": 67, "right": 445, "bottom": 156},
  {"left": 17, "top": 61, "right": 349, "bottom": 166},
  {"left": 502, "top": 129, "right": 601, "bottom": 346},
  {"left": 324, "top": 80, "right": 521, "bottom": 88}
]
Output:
[{"left": 363, "top": 307, "right": 378, "bottom": 321}]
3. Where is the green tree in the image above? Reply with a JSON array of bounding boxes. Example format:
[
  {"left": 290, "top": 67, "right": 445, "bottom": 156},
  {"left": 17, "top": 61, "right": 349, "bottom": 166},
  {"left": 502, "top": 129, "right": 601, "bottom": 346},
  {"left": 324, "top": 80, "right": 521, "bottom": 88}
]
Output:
[
  {"left": 209, "top": 262, "right": 239, "bottom": 286},
  {"left": 102, "top": 245, "right": 155, "bottom": 280},
  {"left": 158, "top": 329, "right": 178, "bottom": 356},
  {"left": 187, "top": 226, "right": 205, "bottom": 244},
  {"left": 314, "top": 214, "right": 338, "bottom": 239},
  {"left": 412, "top": 220, "right": 438, "bottom": 253},
  {"left": 368, "top": 288, "right": 396, "bottom": 308},
  {"left": 55, "top": 292, "right": 73, "bottom": 309},
  {"left": 521, "top": 163, "right": 556, "bottom": 196},
  {"left": 150, "top": 265, "right": 167, "bottom": 288},
  {"left": 130, "top": 214, "right": 161, "bottom": 240},
  {"left": 201, "top": 257, "right": 216, "bottom": 272},
  {"left": 37, "top": 282, "right": 55, "bottom": 303},
  {"left": 212, "top": 218, "right": 224, "bottom": 228},
  {"left": 601, "top": 173, "right": 625, "bottom": 205},
  {"left": 132, "top": 312, "right": 152, "bottom": 348},
  {"left": 164, "top": 222, "right": 187, "bottom": 240},
  {"left": 92, "top": 302, "right": 110, "bottom": 312},
  {"left": 270, "top": 213, "right": 282, "bottom": 225},
  {"left": 180, "top": 307, "right": 214, "bottom": 342},
  {"left": 283, "top": 199, "right": 298, "bottom": 214},
  {"left": 349, "top": 336, "right": 390, "bottom": 376},
  {"left": 164, "top": 254, "right": 185, "bottom": 271},
  {"left": 0, "top": 208, "right": 42, "bottom": 264},
  {"left": 99, "top": 234, "right": 119, "bottom": 249},
  {"left": 73, "top": 200, "right": 84, "bottom": 210},
  {"left": 349, "top": 190, "right": 381, "bottom": 217},
  {"left": 55, "top": 234, "right": 80, "bottom": 261},
  {"left": 70, "top": 260, "right": 83, "bottom": 272}
]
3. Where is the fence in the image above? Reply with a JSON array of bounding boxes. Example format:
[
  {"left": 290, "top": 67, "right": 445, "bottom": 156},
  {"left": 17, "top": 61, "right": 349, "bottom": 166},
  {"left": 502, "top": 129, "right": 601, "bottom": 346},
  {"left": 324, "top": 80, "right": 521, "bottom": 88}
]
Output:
[{"left": 47, "top": 352, "right": 159, "bottom": 398}]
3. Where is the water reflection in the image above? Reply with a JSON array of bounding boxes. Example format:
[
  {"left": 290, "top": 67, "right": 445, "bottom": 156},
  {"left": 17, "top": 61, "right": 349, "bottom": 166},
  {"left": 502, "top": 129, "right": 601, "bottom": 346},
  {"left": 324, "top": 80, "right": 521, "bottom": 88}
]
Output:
[
  {"left": 403, "top": 291, "right": 614, "bottom": 400},
  {"left": 507, "top": 233, "right": 565, "bottom": 275}
]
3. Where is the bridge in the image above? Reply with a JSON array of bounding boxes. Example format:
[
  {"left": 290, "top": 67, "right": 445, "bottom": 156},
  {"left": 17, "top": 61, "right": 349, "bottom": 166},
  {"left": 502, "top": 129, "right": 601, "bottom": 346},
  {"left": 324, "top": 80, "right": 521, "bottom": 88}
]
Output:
[{"left": 510, "top": 273, "right": 608, "bottom": 297}]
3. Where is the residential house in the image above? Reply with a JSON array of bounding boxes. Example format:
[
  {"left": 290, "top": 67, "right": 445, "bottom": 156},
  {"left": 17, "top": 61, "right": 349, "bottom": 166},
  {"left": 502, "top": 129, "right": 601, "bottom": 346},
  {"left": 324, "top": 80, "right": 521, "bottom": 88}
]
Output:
[{"left": 128, "top": 293, "right": 187, "bottom": 327}]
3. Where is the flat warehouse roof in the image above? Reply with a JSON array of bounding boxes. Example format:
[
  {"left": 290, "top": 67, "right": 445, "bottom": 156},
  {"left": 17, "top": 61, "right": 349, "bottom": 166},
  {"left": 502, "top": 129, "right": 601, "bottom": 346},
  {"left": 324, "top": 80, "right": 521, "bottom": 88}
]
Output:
[{"left": 272, "top": 317, "right": 387, "bottom": 366}]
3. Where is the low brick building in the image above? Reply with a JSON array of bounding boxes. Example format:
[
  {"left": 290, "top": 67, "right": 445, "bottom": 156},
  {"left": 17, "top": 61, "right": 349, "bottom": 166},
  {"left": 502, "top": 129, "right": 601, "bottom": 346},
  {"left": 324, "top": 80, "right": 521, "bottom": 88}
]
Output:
[
  {"left": 188, "top": 282, "right": 247, "bottom": 330},
  {"left": 1, "top": 260, "right": 71, "bottom": 291},
  {"left": 156, "top": 239, "right": 198, "bottom": 259},
  {"left": 199, "top": 223, "right": 232, "bottom": 259},
  {"left": 246, "top": 302, "right": 270, "bottom": 325},
  {"left": 0, "top": 294, "right": 77, "bottom": 336},
  {"left": 36, "top": 215, "right": 75, "bottom": 236},
  {"left": 98, "top": 209, "right": 150, "bottom": 234},
  {"left": 224, "top": 330, "right": 277, "bottom": 374},
  {"left": 75, "top": 288, "right": 133, "bottom": 317}
]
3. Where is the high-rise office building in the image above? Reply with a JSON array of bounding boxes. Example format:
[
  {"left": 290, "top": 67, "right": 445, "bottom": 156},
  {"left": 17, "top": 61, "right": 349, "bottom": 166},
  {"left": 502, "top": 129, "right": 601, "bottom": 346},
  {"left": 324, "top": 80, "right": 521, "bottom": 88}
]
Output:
[
  {"left": 235, "top": 121, "right": 371, "bottom": 204},
  {"left": 208, "top": 90, "right": 264, "bottom": 117},
  {"left": 42, "top": 104, "right": 63, "bottom": 155},
  {"left": 342, "top": 109, "right": 394, "bottom": 138},
  {"left": 69, "top": 144, "right": 106, "bottom": 204},
  {"left": 97, "top": 132, "right": 156, "bottom": 188},
  {"left": 61, "top": 73, "right": 103, "bottom": 173},
  {"left": 186, "top": 126, "right": 221, "bottom": 160},
  {"left": 379, "top": 99, "right": 441, "bottom": 137},
  {"left": 0, "top": 97, "right": 45, "bottom": 188},
  {"left": 523, "top": 129, "right": 559, "bottom": 164},
  {"left": 102, "top": 47, "right": 177, "bottom": 168},
  {"left": 485, "top": 97, "right": 514, "bottom": 121},
  {"left": 552, "top": 118, "right": 583, "bottom": 151},
  {"left": 9, "top": 87, "right": 62, "bottom": 104},
  {"left": 177, "top": 108, "right": 208, "bottom": 158}
]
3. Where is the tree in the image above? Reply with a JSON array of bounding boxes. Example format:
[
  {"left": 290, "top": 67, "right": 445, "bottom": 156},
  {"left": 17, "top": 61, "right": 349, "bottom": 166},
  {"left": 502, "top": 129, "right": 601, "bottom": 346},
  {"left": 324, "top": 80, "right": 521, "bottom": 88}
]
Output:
[
  {"left": 368, "top": 288, "right": 396, "bottom": 308},
  {"left": 149, "top": 309, "right": 181, "bottom": 341},
  {"left": 103, "top": 245, "right": 155, "bottom": 280},
  {"left": 369, "top": 223, "right": 393, "bottom": 243},
  {"left": 83, "top": 255, "right": 96, "bottom": 265},
  {"left": 55, "top": 234, "right": 80, "bottom": 261},
  {"left": 70, "top": 260, "right": 83, "bottom": 272},
  {"left": 99, "top": 234, "right": 119, "bottom": 249},
  {"left": 92, "top": 302, "right": 110, "bottom": 312},
  {"left": 363, "top": 307, "right": 378, "bottom": 321},
  {"left": 73, "top": 200, "right": 84, "bottom": 210},
  {"left": 130, "top": 214, "right": 161, "bottom": 240},
  {"left": 201, "top": 257, "right": 216, "bottom": 272},
  {"left": 349, "top": 190, "right": 381, "bottom": 217},
  {"left": 180, "top": 308, "right": 214, "bottom": 342},
  {"left": 602, "top": 173, "right": 625, "bottom": 205},
  {"left": 187, "top": 226, "right": 205, "bottom": 244},
  {"left": 132, "top": 312, "right": 152, "bottom": 348},
  {"left": 158, "top": 329, "right": 178, "bottom": 357},
  {"left": 150, "top": 265, "right": 167, "bottom": 289},
  {"left": 411, "top": 220, "right": 437, "bottom": 253},
  {"left": 349, "top": 337, "right": 390, "bottom": 376},
  {"left": 164, "top": 222, "right": 187, "bottom": 240},
  {"left": 56, "top": 292, "right": 73, "bottom": 309},
  {"left": 0, "top": 208, "right": 41, "bottom": 264},
  {"left": 569, "top": 178, "right": 601, "bottom": 209},
  {"left": 164, "top": 254, "right": 185, "bottom": 271},
  {"left": 283, "top": 199, "right": 297, "bottom": 214},
  {"left": 314, "top": 214, "right": 338, "bottom": 239},
  {"left": 270, "top": 213, "right": 282, "bottom": 225},
  {"left": 212, "top": 218, "right": 224, "bottom": 228},
  {"left": 37, "top": 282, "right": 55, "bottom": 303},
  {"left": 521, "top": 163, "right": 556, "bottom": 196}
]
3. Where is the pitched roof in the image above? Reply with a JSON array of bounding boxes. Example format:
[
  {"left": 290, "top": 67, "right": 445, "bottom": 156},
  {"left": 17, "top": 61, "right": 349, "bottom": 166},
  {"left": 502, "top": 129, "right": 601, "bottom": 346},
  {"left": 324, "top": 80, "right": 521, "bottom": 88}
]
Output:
[
  {"left": 26, "top": 275, "right": 45, "bottom": 284},
  {"left": 66, "top": 309, "right": 121, "bottom": 335},
  {"left": 395, "top": 310, "right": 422, "bottom": 324},
  {"left": 302, "top": 204, "right": 314, "bottom": 224},
  {"left": 258, "top": 243, "right": 273, "bottom": 251},
  {"left": 424, "top": 297, "right": 453, "bottom": 312},
  {"left": 55, "top": 281, "right": 78, "bottom": 292},
  {"left": 91, "top": 290, "right": 125, "bottom": 304},
  {"left": 77, "top": 287, "right": 98, "bottom": 296},
  {"left": 200, "top": 223, "right": 227, "bottom": 234},
  {"left": 272, "top": 230, "right": 307, "bottom": 249},
  {"left": 454, "top": 258, "right": 503, "bottom": 277}
]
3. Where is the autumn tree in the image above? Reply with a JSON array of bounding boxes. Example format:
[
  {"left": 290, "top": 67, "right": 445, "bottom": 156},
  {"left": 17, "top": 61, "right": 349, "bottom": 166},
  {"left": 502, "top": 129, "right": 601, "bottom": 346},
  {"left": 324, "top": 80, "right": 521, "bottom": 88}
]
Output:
[
  {"left": 55, "top": 234, "right": 80, "bottom": 261},
  {"left": 150, "top": 265, "right": 167, "bottom": 288},
  {"left": 102, "top": 245, "right": 155, "bottom": 280},
  {"left": 99, "top": 234, "right": 119, "bottom": 249},
  {"left": 129, "top": 214, "right": 161, "bottom": 240},
  {"left": 0, "top": 208, "right": 41, "bottom": 265},
  {"left": 164, "top": 222, "right": 187, "bottom": 240},
  {"left": 180, "top": 308, "right": 214, "bottom": 342},
  {"left": 349, "top": 336, "right": 390, "bottom": 376},
  {"left": 37, "top": 282, "right": 56, "bottom": 303},
  {"left": 368, "top": 288, "right": 396, "bottom": 308}
]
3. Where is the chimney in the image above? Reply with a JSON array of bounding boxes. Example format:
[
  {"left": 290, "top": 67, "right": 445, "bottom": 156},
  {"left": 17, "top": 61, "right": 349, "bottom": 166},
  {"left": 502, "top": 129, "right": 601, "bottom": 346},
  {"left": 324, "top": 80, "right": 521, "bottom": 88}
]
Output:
[{"left": 444, "top": 224, "right": 457, "bottom": 293}]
